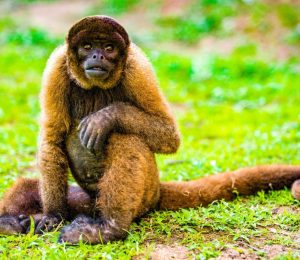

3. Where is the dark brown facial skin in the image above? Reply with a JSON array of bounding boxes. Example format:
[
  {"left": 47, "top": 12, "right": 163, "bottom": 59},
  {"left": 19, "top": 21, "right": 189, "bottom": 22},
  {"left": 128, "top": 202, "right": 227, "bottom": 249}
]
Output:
[{"left": 78, "top": 39, "right": 119, "bottom": 80}]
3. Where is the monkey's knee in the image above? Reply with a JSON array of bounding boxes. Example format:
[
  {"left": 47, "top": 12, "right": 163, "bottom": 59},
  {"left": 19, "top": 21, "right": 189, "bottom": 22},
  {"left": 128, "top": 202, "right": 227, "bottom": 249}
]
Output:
[
  {"left": 106, "top": 133, "right": 157, "bottom": 175},
  {"left": 107, "top": 133, "right": 152, "bottom": 155},
  {"left": 291, "top": 180, "right": 300, "bottom": 200},
  {"left": 0, "top": 178, "right": 41, "bottom": 216}
]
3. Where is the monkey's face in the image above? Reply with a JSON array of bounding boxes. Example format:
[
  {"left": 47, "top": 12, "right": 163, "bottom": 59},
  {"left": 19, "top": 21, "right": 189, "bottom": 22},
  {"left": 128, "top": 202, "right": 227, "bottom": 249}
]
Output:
[
  {"left": 77, "top": 39, "right": 119, "bottom": 81},
  {"left": 67, "top": 16, "right": 130, "bottom": 90}
]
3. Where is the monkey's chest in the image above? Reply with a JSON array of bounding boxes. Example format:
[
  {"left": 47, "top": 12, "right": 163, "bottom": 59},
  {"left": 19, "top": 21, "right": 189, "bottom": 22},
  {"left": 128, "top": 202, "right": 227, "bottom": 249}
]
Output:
[
  {"left": 68, "top": 83, "right": 127, "bottom": 120},
  {"left": 66, "top": 127, "right": 105, "bottom": 196}
]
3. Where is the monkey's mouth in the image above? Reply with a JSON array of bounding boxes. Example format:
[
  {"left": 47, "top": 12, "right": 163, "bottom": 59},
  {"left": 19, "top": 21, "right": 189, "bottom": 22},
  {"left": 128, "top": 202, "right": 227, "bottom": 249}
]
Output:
[{"left": 85, "top": 66, "right": 108, "bottom": 77}]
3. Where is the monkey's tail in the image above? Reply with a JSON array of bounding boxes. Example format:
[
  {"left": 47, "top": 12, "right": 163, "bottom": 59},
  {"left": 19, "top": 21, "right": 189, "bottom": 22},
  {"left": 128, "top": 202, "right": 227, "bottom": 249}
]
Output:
[{"left": 158, "top": 165, "right": 300, "bottom": 210}]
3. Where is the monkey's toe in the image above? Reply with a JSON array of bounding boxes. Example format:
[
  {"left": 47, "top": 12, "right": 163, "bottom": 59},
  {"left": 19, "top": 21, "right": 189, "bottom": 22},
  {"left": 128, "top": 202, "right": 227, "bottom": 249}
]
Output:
[
  {"left": 58, "top": 215, "right": 104, "bottom": 244},
  {"left": 34, "top": 214, "right": 63, "bottom": 234},
  {"left": 0, "top": 215, "right": 29, "bottom": 235}
]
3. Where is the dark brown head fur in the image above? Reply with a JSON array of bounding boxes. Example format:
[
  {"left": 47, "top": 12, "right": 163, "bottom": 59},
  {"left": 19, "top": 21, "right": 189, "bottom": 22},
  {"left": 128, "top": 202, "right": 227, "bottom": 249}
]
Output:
[{"left": 66, "top": 16, "right": 130, "bottom": 90}]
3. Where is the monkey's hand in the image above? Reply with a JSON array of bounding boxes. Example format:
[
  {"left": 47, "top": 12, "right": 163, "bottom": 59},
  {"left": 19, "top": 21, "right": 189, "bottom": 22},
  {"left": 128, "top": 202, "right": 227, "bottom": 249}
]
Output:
[
  {"left": 35, "top": 214, "right": 63, "bottom": 234},
  {"left": 78, "top": 108, "right": 116, "bottom": 153}
]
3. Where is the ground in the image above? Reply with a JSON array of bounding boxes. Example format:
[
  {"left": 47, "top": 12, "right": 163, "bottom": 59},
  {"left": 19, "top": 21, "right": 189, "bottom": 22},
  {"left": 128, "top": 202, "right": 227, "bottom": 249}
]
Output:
[{"left": 0, "top": 0, "right": 300, "bottom": 259}]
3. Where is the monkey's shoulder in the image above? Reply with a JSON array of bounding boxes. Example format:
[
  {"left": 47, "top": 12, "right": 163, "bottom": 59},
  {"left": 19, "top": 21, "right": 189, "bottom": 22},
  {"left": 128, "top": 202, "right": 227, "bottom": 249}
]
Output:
[{"left": 41, "top": 45, "right": 69, "bottom": 94}]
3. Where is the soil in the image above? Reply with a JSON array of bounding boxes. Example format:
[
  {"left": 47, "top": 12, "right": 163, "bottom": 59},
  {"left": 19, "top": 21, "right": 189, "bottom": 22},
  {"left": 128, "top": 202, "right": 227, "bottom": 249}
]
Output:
[{"left": 150, "top": 244, "right": 191, "bottom": 260}]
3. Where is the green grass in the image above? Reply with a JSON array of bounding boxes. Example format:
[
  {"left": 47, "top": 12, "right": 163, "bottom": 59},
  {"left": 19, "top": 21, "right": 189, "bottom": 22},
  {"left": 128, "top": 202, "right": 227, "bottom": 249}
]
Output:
[
  {"left": 1, "top": 0, "right": 300, "bottom": 258},
  {"left": 156, "top": 0, "right": 242, "bottom": 43},
  {"left": 86, "top": 0, "right": 141, "bottom": 16}
]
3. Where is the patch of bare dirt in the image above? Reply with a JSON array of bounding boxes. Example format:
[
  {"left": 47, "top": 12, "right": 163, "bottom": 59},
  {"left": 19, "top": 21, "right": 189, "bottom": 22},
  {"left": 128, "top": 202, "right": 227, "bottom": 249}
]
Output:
[
  {"left": 264, "top": 245, "right": 294, "bottom": 259},
  {"left": 151, "top": 36, "right": 239, "bottom": 58},
  {"left": 150, "top": 244, "right": 191, "bottom": 260},
  {"left": 116, "top": 6, "right": 154, "bottom": 38},
  {"left": 271, "top": 205, "right": 300, "bottom": 215},
  {"left": 216, "top": 247, "right": 259, "bottom": 260},
  {"left": 197, "top": 36, "right": 240, "bottom": 56},
  {"left": 161, "top": 0, "right": 192, "bottom": 16},
  {"left": 5, "top": 0, "right": 97, "bottom": 36},
  {"left": 217, "top": 243, "right": 300, "bottom": 259}
]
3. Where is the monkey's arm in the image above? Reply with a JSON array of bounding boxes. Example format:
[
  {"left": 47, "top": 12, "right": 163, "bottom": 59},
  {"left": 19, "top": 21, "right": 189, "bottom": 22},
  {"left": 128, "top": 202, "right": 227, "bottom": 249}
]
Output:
[
  {"left": 112, "top": 102, "right": 180, "bottom": 154},
  {"left": 79, "top": 44, "right": 180, "bottom": 154},
  {"left": 38, "top": 46, "right": 70, "bottom": 218}
]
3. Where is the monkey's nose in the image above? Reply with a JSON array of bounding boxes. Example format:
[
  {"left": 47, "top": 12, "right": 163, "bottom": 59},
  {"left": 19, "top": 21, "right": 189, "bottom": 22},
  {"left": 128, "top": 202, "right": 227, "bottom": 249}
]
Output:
[{"left": 92, "top": 54, "right": 104, "bottom": 60}]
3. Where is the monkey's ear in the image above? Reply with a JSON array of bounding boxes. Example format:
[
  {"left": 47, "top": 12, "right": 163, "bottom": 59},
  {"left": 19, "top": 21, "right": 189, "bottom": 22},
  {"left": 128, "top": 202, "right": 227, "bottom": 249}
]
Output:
[{"left": 66, "top": 16, "right": 130, "bottom": 50}]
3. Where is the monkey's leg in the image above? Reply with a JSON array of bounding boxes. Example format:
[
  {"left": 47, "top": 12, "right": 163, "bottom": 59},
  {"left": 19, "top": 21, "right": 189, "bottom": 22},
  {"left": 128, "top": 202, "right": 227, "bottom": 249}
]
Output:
[
  {"left": 0, "top": 178, "right": 95, "bottom": 235},
  {"left": 59, "top": 133, "right": 160, "bottom": 244},
  {"left": 0, "top": 178, "right": 41, "bottom": 217},
  {"left": 0, "top": 178, "right": 41, "bottom": 235}
]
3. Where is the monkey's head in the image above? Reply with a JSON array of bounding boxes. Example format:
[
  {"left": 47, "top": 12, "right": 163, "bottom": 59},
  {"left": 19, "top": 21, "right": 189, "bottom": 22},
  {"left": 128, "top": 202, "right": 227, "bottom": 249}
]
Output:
[{"left": 66, "top": 16, "right": 130, "bottom": 89}]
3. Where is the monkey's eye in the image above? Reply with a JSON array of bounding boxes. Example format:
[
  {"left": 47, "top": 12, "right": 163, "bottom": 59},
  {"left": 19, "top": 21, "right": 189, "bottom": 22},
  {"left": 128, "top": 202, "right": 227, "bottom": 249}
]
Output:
[
  {"left": 104, "top": 44, "right": 114, "bottom": 52},
  {"left": 83, "top": 44, "right": 92, "bottom": 50}
]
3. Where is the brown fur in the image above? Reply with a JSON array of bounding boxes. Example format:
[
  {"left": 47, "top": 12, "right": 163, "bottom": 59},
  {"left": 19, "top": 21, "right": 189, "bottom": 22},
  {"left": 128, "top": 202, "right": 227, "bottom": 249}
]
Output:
[
  {"left": 0, "top": 16, "right": 300, "bottom": 244},
  {"left": 0, "top": 179, "right": 94, "bottom": 218},
  {"left": 159, "top": 165, "right": 300, "bottom": 210}
]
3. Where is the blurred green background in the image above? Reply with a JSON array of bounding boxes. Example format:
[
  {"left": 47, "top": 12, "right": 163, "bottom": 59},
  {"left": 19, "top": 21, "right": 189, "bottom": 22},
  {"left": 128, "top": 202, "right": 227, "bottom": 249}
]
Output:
[{"left": 0, "top": 0, "right": 300, "bottom": 258}]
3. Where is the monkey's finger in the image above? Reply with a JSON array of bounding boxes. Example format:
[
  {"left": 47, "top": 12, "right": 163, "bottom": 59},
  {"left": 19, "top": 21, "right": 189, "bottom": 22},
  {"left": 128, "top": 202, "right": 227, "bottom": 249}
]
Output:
[
  {"left": 79, "top": 118, "right": 89, "bottom": 138},
  {"left": 78, "top": 117, "right": 88, "bottom": 130},
  {"left": 80, "top": 123, "right": 92, "bottom": 145},
  {"left": 94, "top": 129, "right": 108, "bottom": 151},
  {"left": 82, "top": 125, "right": 94, "bottom": 147},
  {"left": 86, "top": 131, "right": 98, "bottom": 151},
  {"left": 79, "top": 124, "right": 88, "bottom": 141},
  {"left": 93, "top": 132, "right": 105, "bottom": 152}
]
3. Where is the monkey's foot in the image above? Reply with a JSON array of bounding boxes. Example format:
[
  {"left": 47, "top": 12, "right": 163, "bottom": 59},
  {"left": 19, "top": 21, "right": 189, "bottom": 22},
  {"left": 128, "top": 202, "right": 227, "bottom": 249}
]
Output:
[
  {"left": 35, "top": 214, "right": 63, "bottom": 234},
  {"left": 0, "top": 215, "right": 30, "bottom": 235},
  {"left": 58, "top": 215, "right": 126, "bottom": 244}
]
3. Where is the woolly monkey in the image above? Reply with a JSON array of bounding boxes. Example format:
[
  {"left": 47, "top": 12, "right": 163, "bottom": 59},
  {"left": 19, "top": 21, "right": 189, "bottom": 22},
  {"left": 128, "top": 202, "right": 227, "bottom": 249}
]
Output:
[{"left": 0, "top": 16, "right": 300, "bottom": 244}]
